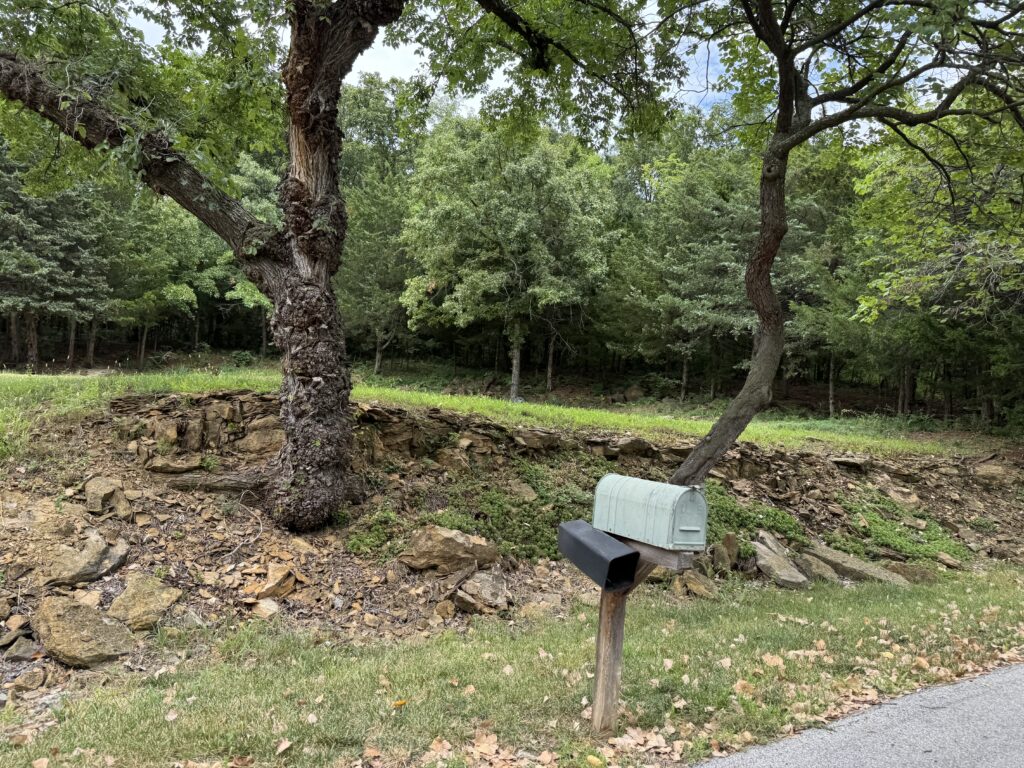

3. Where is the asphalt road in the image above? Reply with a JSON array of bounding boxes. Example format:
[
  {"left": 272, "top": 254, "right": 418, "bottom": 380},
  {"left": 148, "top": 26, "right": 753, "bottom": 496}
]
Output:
[{"left": 699, "top": 664, "right": 1024, "bottom": 768}]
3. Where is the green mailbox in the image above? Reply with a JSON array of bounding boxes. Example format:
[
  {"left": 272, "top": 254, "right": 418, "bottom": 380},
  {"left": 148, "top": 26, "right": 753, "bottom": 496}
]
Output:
[{"left": 592, "top": 474, "right": 707, "bottom": 552}]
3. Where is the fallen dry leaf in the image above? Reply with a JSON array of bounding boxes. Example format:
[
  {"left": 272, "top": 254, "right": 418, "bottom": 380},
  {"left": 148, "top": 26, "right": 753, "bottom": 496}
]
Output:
[{"left": 276, "top": 740, "right": 292, "bottom": 755}]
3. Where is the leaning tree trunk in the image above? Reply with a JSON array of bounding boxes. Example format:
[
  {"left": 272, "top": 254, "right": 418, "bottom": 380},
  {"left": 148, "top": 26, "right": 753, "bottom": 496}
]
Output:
[{"left": 670, "top": 146, "right": 789, "bottom": 485}]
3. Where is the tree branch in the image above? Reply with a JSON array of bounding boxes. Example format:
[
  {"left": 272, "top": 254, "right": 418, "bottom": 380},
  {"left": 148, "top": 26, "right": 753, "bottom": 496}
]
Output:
[{"left": 0, "top": 50, "right": 276, "bottom": 259}]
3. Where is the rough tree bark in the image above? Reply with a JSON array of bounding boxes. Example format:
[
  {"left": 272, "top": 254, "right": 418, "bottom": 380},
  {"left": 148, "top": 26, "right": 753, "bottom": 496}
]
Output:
[
  {"left": 67, "top": 316, "right": 76, "bottom": 365},
  {"left": 0, "top": 0, "right": 406, "bottom": 530},
  {"left": 670, "top": 141, "right": 789, "bottom": 484},
  {"left": 509, "top": 338, "right": 523, "bottom": 400},
  {"left": 546, "top": 331, "right": 556, "bottom": 393},
  {"left": 85, "top": 319, "right": 98, "bottom": 368},
  {"left": 8, "top": 311, "right": 19, "bottom": 364},
  {"left": 24, "top": 309, "right": 39, "bottom": 372}
]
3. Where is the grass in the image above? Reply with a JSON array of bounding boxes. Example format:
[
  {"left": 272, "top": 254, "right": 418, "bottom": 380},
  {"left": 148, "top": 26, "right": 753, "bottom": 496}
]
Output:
[
  {"left": 4, "top": 569, "right": 1024, "bottom": 767},
  {"left": 0, "top": 369, "right": 996, "bottom": 463}
]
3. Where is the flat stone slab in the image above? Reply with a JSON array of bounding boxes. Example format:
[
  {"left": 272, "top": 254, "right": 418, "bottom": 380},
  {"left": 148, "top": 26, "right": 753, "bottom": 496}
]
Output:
[
  {"left": 806, "top": 543, "right": 909, "bottom": 586},
  {"left": 34, "top": 596, "right": 134, "bottom": 668}
]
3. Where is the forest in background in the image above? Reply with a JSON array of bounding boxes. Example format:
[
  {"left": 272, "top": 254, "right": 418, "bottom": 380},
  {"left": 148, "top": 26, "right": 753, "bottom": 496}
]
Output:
[{"left": 2, "top": 73, "right": 1022, "bottom": 428}]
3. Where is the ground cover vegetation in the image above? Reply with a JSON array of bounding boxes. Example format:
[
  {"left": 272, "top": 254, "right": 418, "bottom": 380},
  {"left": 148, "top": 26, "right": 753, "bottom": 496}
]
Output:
[
  {"left": 4, "top": 570, "right": 1024, "bottom": 767},
  {"left": 1, "top": 1, "right": 1023, "bottom": 530},
  {"left": 1, "top": 3, "right": 1023, "bottom": 762}
]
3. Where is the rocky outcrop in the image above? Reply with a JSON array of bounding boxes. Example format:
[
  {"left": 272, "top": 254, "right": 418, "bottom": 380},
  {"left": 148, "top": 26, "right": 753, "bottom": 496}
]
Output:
[
  {"left": 794, "top": 553, "right": 841, "bottom": 583},
  {"left": 678, "top": 569, "right": 718, "bottom": 599},
  {"left": 33, "top": 597, "right": 134, "bottom": 668},
  {"left": 108, "top": 574, "right": 182, "bottom": 630},
  {"left": 805, "top": 542, "right": 909, "bottom": 586},
  {"left": 399, "top": 526, "right": 500, "bottom": 574},
  {"left": 753, "top": 543, "right": 809, "bottom": 590},
  {"left": 454, "top": 571, "right": 510, "bottom": 614},
  {"left": 84, "top": 476, "right": 130, "bottom": 519},
  {"left": 41, "top": 530, "right": 128, "bottom": 587}
]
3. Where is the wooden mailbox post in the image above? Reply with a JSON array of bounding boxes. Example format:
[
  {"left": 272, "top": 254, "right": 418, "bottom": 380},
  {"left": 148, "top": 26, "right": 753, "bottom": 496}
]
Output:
[{"left": 558, "top": 474, "right": 708, "bottom": 736}]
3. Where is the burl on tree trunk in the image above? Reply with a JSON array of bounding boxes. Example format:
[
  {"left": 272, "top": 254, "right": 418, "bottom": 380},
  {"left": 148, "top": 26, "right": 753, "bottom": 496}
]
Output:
[{"left": 0, "top": 0, "right": 407, "bottom": 531}]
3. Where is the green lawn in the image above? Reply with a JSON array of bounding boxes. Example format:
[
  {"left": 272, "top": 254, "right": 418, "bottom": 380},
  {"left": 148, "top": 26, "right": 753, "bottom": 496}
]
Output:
[
  {"left": 4, "top": 570, "right": 1023, "bottom": 767},
  {"left": 0, "top": 369, "right": 991, "bottom": 461}
]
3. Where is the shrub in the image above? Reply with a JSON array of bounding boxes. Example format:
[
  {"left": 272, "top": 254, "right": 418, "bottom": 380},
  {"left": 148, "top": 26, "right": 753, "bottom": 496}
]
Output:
[{"left": 229, "top": 350, "right": 256, "bottom": 368}]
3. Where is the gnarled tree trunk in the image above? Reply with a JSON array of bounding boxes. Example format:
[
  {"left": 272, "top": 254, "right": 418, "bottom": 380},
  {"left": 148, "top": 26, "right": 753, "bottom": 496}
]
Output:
[
  {"left": 671, "top": 41, "right": 803, "bottom": 485},
  {"left": 670, "top": 146, "right": 789, "bottom": 485}
]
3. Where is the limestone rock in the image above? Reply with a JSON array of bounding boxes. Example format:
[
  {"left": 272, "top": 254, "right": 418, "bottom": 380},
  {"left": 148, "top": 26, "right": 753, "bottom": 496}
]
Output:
[
  {"left": 0, "top": 597, "right": 9, "bottom": 621},
  {"left": 508, "top": 479, "right": 538, "bottom": 502},
  {"left": 234, "top": 428, "right": 285, "bottom": 454},
  {"left": 398, "top": 525, "right": 499, "bottom": 574},
  {"left": 33, "top": 596, "right": 134, "bottom": 668},
  {"left": 755, "top": 530, "right": 790, "bottom": 558},
  {"left": 973, "top": 461, "right": 1020, "bottom": 487},
  {"left": 434, "top": 599, "right": 456, "bottom": 620},
  {"left": 146, "top": 455, "right": 204, "bottom": 474},
  {"left": 679, "top": 569, "right": 718, "bottom": 599},
  {"left": 806, "top": 543, "right": 909, "bottom": 586},
  {"left": 454, "top": 570, "right": 510, "bottom": 614},
  {"left": 180, "top": 419, "right": 204, "bottom": 452},
  {"left": 886, "top": 562, "right": 938, "bottom": 584},
  {"left": 255, "top": 563, "right": 297, "bottom": 600},
  {"left": 84, "top": 477, "right": 130, "bottom": 519},
  {"left": 11, "top": 666, "right": 45, "bottom": 691},
  {"left": 936, "top": 552, "right": 963, "bottom": 570},
  {"left": 434, "top": 448, "right": 470, "bottom": 472},
  {"left": 794, "top": 553, "right": 841, "bottom": 583},
  {"left": 753, "top": 542, "right": 809, "bottom": 590},
  {"left": 107, "top": 574, "right": 183, "bottom": 630},
  {"left": 251, "top": 598, "right": 280, "bottom": 619},
  {"left": 42, "top": 530, "right": 128, "bottom": 587},
  {"left": 832, "top": 456, "right": 871, "bottom": 473},
  {"left": 3, "top": 636, "right": 38, "bottom": 662},
  {"left": 0, "top": 628, "right": 28, "bottom": 648}
]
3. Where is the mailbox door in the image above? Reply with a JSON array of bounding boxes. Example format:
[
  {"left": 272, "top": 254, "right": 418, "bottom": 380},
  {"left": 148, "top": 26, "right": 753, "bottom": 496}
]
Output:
[{"left": 671, "top": 489, "right": 708, "bottom": 550}]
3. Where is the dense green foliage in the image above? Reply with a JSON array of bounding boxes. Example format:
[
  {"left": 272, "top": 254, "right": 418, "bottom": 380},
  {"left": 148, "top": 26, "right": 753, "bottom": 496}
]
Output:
[{"left": 1, "top": 1, "right": 1021, "bottom": 425}]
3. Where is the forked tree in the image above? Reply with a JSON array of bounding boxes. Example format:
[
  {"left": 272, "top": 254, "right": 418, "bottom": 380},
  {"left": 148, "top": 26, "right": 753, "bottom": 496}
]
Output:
[
  {"left": 0, "top": 0, "right": 649, "bottom": 529},
  {"left": 2, "top": 1, "right": 1022, "bottom": 530},
  {"left": 401, "top": 0, "right": 1024, "bottom": 483}
]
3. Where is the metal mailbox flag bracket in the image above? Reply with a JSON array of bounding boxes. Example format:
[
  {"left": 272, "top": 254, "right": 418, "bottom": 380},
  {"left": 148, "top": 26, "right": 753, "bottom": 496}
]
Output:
[{"left": 558, "top": 474, "right": 708, "bottom": 736}]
